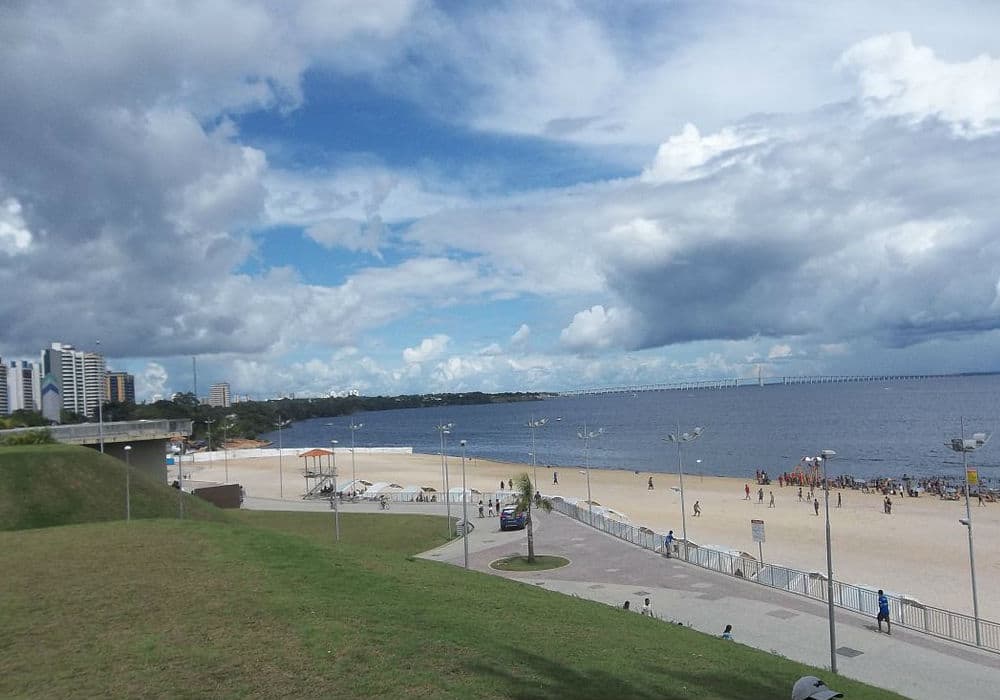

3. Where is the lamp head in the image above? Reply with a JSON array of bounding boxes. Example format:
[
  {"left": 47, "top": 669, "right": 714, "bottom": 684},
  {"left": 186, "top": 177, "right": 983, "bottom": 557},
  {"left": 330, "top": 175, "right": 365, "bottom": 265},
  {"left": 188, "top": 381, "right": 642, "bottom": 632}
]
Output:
[
  {"left": 460, "top": 439, "right": 466, "bottom": 447},
  {"left": 820, "top": 449, "right": 836, "bottom": 459},
  {"left": 124, "top": 445, "right": 132, "bottom": 452},
  {"left": 960, "top": 518, "right": 971, "bottom": 526}
]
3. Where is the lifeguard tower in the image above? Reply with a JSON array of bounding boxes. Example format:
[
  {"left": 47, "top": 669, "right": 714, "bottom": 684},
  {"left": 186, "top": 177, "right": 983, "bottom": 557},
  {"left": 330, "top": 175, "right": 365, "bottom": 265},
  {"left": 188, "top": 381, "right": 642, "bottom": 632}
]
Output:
[
  {"left": 790, "top": 456, "right": 823, "bottom": 487},
  {"left": 300, "top": 448, "right": 336, "bottom": 498}
]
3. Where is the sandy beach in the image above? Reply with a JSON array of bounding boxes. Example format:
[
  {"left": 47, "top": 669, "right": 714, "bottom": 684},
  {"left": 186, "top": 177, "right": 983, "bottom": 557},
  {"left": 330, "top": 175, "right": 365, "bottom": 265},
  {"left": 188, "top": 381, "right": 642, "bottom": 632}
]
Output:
[{"left": 186, "top": 448, "right": 1000, "bottom": 621}]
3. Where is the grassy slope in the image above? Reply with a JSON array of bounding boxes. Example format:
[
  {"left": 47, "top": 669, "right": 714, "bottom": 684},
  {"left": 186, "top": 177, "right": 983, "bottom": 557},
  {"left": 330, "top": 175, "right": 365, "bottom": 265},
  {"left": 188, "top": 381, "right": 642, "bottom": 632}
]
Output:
[
  {"left": 0, "top": 511, "right": 905, "bottom": 699},
  {"left": 0, "top": 444, "right": 225, "bottom": 530}
]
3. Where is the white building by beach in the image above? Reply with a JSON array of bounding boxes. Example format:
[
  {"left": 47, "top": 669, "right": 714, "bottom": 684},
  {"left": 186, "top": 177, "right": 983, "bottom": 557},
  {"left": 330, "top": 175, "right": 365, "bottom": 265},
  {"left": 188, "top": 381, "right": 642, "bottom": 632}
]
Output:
[
  {"left": 4, "top": 359, "right": 41, "bottom": 413},
  {"left": 40, "top": 342, "right": 105, "bottom": 420},
  {"left": 208, "top": 382, "right": 231, "bottom": 408}
]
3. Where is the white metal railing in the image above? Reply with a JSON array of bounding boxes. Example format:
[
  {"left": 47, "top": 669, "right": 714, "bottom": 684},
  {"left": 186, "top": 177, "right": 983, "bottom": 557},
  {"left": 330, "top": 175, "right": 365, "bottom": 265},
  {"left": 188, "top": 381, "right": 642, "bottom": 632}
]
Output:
[{"left": 548, "top": 498, "right": 1000, "bottom": 653}]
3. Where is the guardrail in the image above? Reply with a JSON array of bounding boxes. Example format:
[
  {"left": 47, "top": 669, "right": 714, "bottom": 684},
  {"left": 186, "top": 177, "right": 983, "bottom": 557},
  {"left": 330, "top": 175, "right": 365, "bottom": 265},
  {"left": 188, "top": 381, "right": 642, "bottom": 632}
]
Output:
[{"left": 548, "top": 498, "right": 1000, "bottom": 653}]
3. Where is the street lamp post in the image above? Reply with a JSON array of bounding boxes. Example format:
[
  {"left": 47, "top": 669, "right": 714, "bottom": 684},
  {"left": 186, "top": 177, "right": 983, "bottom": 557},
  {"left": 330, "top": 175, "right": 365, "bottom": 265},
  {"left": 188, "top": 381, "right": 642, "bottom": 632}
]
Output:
[
  {"left": 276, "top": 415, "right": 284, "bottom": 499},
  {"left": 461, "top": 439, "right": 469, "bottom": 569},
  {"left": 948, "top": 421, "right": 991, "bottom": 647},
  {"left": 526, "top": 417, "right": 548, "bottom": 487},
  {"left": 176, "top": 446, "right": 184, "bottom": 520},
  {"left": 331, "top": 440, "right": 340, "bottom": 542},
  {"left": 205, "top": 419, "right": 215, "bottom": 462},
  {"left": 350, "top": 420, "right": 364, "bottom": 491},
  {"left": 222, "top": 422, "right": 231, "bottom": 484},
  {"left": 820, "top": 449, "right": 838, "bottom": 674},
  {"left": 124, "top": 445, "right": 132, "bottom": 522},
  {"left": 96, "top": 339, "right": 105, "bottom": 454},
  {"left": 436, "top": 423, "right": 454, "bottom": 536},
  {"left": 664, "top": 425, "right": 704, "bottom": 559},
  {"left": 576, "top": 423, "right": 603, "bottom": 525}
]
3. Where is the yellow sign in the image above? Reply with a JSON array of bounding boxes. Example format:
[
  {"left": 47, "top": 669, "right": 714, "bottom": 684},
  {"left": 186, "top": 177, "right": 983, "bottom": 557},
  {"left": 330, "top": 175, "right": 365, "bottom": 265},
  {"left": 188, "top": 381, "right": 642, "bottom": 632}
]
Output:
[{"left": 967, "top": 468, "right": 979, "bottom": 485}]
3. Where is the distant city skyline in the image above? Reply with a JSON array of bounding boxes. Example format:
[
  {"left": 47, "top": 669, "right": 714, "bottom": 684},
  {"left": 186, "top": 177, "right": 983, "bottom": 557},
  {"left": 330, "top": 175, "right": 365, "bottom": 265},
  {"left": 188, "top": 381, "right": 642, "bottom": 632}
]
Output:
[{"left": 4, "top": 3, "right": 1000, "bottom": 402}]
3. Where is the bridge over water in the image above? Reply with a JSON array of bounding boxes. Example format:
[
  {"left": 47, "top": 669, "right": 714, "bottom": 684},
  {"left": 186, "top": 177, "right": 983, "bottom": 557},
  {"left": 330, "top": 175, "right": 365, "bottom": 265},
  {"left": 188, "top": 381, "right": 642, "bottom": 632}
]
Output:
[{"left": 559, "top": 373, "right": 942, "bottom": 396}]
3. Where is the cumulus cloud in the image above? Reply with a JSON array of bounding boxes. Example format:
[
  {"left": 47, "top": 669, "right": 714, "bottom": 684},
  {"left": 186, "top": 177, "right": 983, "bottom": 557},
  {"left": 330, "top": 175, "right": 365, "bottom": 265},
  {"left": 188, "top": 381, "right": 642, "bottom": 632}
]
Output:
[
  {"left": 768, "top": 344, "right": 793, "bottom": 360},
  {"left": 641, "top": 123, "right": 766, "bottom": 183},
  {"left": 560, "top": 305, "right": 639, "bottom": 352},
  {"left": 0, "top": 198, "right": 32, "bottom": 253},
  {"left": 403, "top": 335, "right": 450, "bottom": 364},
  {"left": 840, "top": 32, "right": 1000, "bottom": 137},
  {"left": 510, "top": 324, "right": 531, "bottom": 347}
]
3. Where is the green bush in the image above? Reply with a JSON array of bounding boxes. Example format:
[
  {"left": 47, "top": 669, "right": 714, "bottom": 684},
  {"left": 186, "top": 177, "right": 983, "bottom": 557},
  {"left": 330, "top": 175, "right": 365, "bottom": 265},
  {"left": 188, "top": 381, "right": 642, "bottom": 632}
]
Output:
[{"left": 0, "top": 428, "right": 54, "bottom": 445}]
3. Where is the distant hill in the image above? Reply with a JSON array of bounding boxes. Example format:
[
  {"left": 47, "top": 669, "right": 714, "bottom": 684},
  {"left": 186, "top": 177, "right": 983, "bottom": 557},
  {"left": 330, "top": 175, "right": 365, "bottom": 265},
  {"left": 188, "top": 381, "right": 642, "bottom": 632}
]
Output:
[{"left": 0, "top": 444, "right": 225, "bottom": 530}]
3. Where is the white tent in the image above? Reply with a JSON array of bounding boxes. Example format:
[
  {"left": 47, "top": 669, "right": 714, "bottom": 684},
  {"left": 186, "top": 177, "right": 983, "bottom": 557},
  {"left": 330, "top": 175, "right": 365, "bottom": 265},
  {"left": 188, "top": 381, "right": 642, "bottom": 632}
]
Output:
[
  {"left": 364, "top": 482, "right": 403, "bottom": 498},
  {"left": 399, "top": 484, "right": 436, "bottom": 502},
  {"left": 338, "top": 479, "right": 371, "bottom": 495},
  {"left": 447, "top": 486, "right": 481, "bottom": 503}
]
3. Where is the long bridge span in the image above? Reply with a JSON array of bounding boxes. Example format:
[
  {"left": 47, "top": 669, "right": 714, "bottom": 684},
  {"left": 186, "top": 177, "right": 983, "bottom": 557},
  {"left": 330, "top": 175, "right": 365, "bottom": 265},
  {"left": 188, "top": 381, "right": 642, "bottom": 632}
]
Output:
[{"left": 559, "top": 373, "right": 945, "bottom": 396}]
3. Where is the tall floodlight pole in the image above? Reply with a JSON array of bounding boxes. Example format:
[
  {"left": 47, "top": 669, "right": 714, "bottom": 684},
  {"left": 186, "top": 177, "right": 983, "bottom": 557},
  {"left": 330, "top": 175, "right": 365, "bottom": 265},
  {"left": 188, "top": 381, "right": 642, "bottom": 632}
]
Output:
[
  {"left": 820, "top": 449, "right": 838, "bottom": 674},
  {"left": 349, "top": 420, "right": 364, "bottom": 490},
  {"left": 95, "top": 339, "right": 105, "bottom": 453},
  {"left": 577, "top": 423, "right": 603, "bottom": 525},
  {"left": 204, "top": 419, "right": 215, "bottom": 462},
  {"left": 435, "top": 423, "right": 454, "bottom": 535},
  {"left": 461, "top": 439, "right": 469, "bottom": 569},
  {"left": 949, "top": 420, "right": 991, "bottom": 647},
  {"left": 664, "top": 425, "right": 704, "bottom": 559},
  {"left": 222, "top": 422, "right": 231, "bottom": 484},
  {"left": 176, "top": 446, "right": 184, "bottom": 520},
  {"left": 526, "top": 417, "right": 548, "bottom": 487},
  {"left": 331, "top": 440, "right": 340, "bottom": 542},
  {"left": 124, "top": 445, "right": 132, "bottom": 522},
  {"left": 276, "top": 415, "right": 284, "bottom": 499}
]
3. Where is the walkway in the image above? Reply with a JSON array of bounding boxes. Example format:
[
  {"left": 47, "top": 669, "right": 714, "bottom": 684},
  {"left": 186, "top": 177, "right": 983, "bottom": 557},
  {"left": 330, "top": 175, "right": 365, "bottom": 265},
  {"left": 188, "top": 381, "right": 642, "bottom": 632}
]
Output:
[{"left": 417, "top": 509, "right": 1000, "bottom": 700}]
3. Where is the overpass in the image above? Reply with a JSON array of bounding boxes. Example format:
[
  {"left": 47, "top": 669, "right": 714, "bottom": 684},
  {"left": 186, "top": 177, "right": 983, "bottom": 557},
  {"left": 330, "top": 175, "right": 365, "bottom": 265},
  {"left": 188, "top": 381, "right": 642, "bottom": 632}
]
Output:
[
  {"left": 559, "top": 373, "right": 944, "bottom": 396},
  {"left": 0, "top": 419, "right": 192, "bottom": 482}
]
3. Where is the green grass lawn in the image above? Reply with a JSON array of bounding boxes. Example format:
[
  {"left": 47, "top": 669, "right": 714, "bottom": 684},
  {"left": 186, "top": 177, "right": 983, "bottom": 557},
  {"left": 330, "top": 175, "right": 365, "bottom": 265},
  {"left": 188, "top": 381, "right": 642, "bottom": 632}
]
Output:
[
  {"left": 0, "top": 444, "right": 224, "bottom": 530},
  {"left": 0, "top": 510, "right": 906, "bottom": 699}
]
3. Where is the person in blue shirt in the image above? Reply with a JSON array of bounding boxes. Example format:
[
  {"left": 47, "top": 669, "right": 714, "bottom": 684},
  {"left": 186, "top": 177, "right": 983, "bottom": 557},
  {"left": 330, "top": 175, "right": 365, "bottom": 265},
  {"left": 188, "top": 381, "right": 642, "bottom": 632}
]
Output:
[
  {"left": 664, "top": 530, "right": 675, "bottom": 557},
  {"left": 877, "top": 589, "right": 891, "bottom": 634}
]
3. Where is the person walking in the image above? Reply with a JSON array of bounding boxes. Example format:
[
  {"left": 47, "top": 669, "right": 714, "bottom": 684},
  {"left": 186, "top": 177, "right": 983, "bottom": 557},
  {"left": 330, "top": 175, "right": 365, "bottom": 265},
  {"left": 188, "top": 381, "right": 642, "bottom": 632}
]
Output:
[
  {"left": 877, "top": 589, "right": 891, "bottom": 634},
  {"left": 768, "top": 491, "right": 775, "bottom": 508},
  {"left": 664, "top": 530, "right": 675, "bottom": 557},
  {"left": 487, "top": 499, "right": 494, "bottom": 517},
  {"left": 798, "top": 487, "right": 803, "bottom": 502},
  {"left": 813, "top": 498, "right": 820, "bottom": 516},
  {"left": 478, "top": 500, "right": 484, "bottom": 518},
  {"left": 837, "top": 491, "right": 842, "bottom": 508},
  {"left": 693, "top": 500, "right": 701, "bottom": 517},
  {"left": 553, "top": 471, "right": 558, "bottom": 484},
  {"left": 744, "top": 483, "right": 751, "bottom": 500},
  {"left": 648, "top": 476, "right": 654, "bottom": 490},
  {"left": 757, "top": 487, "right": 764, "bottom": 504}
]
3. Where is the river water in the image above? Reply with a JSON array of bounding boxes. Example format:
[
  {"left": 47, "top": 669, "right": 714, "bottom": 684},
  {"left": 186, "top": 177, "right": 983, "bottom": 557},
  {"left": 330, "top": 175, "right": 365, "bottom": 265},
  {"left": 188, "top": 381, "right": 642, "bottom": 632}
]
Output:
[{"left": 262, "top": 375, "right": 1000, "bottom": 482}]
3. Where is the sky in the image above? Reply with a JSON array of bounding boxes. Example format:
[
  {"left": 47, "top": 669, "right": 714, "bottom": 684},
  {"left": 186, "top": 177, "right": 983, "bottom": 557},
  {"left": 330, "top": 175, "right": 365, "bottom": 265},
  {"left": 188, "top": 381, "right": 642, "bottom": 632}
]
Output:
[{"left": 3, "top": 1, "right": 1000, "bottom": 402}]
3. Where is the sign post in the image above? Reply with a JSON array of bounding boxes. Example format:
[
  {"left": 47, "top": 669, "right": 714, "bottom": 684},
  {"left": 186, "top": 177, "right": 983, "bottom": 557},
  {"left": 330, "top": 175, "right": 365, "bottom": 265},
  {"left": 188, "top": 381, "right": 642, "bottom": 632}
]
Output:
[{"left": 751, "top": 519, "right": 765, "bottom": 564}]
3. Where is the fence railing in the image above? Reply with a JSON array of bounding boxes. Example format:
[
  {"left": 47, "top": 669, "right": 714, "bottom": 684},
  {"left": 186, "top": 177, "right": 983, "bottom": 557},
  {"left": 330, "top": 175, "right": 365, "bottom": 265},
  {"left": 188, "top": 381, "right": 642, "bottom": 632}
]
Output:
[{"left": 548, "top": 498, "right": 1000, "bottom": 653}]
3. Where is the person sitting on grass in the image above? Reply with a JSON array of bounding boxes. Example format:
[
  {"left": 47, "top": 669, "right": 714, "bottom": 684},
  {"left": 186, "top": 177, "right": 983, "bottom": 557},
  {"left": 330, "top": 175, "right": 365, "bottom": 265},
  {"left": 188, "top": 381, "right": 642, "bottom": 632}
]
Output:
[{"left": 721, "top": 624, "right": 733, "bottom": 640}]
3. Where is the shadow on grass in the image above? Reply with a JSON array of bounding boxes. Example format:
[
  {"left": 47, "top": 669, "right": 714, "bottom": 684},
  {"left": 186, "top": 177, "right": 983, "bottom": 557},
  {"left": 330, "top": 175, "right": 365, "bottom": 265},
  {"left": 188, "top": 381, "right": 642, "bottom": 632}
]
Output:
[{"left": 465, "top": 645, "right": 787, "bottom": 700}]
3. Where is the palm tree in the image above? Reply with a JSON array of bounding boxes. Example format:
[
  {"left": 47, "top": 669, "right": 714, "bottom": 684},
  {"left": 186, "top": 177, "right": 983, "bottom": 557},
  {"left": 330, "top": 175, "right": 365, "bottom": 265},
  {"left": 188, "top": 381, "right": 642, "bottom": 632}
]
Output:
[{"left": 514, "top": 472, "right": 551, "bottom": 562}]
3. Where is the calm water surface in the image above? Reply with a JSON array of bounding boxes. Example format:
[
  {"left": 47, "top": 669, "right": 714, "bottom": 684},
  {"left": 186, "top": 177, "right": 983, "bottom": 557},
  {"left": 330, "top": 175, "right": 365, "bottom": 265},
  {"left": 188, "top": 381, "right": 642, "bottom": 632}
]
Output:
[{"left": 263, "top": 375, "right": 1000, "bottom": 482}]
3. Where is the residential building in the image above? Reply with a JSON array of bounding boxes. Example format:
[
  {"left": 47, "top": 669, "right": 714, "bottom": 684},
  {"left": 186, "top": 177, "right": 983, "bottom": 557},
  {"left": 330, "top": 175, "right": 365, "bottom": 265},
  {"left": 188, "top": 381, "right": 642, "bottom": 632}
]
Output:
[
  {"left": 0, "top": 357, "right": 7, "bottom": 414},
  {"left": 5, "top": 359, "right": 41, "bottom": 413},
  {"left": 40, "top": 342, "right": 105, "bottom": 420},
  {"left": 105, "top": 371, "right": 135, "bottom": 403},
  {"left": 208, "top": 382, "right": 231, "bottom": 408}
]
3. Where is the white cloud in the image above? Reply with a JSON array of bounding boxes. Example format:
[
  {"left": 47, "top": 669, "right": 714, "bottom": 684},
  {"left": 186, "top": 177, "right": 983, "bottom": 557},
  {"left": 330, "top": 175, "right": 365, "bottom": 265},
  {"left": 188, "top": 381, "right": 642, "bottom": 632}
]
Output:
[
  {"left": 0, "top": 198, "right": 32, "bottom": 253},
  {"left": 510, "top": 324, "right": 531, "bottom": 347},
  {"left": 560, "top": 305, "right": 637, "bottom": 352},
  {"left": 641, "top": 123, "right": 766, "bottom": 183},
  {"left": 768, "top": 344, "right": 793, "bottom": 360},
  {"left": 840, "top": 32, "right": 1000, "bottom": 137},
  {"left": 136, "top": 362, "right": 168, "bottom": 401},
  {"left": 403, "top": 334, "right": 450, "bottom": 364}
]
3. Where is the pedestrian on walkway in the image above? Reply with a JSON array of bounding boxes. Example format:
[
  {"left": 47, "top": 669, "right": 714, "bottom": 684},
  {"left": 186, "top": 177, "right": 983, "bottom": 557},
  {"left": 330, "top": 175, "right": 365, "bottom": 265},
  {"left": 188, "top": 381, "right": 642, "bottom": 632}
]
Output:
[
  {"left": 813, "top": 498, "right": 820, "bottom": 516},
  {"left": 693, "top": 500, "right": 701, "bottom": 517},
  {"left": 758, "top": 487, "right": 764, "bottom": 503},
  {"left": 791, "top": 676, "right": 843, "bottom": 700},
  {"left": 648, "top": 476, "right": 654, "bottom": 490},
  {"left": 553, "top": 471, "right": 558, "bottom": 484},
  {"left": 768, "top": 491, "right": 775, "bottom": 508},
  {"left": 664, "top": 530, "right": 675, "bottom": 557},
  {"left": 478, "top": 500, "right": 484, "bottom": 518},
  {"left": 487, "top": 499, "right": 494, "bottom": 517},
  {"left": 745, "top": 483, "right": 751, "bottom": 500},
  {"left": 877, "top": 589, "right": 891, "bottom": 634},
  {"left": 798, "top": 487, "right": 803, "bottom": 502},
  {"left": 641, "top": 597, "right": 652, "bottom": 616},
  {"left": 837, "top": 492, "right": 842, "bottom": 508}
]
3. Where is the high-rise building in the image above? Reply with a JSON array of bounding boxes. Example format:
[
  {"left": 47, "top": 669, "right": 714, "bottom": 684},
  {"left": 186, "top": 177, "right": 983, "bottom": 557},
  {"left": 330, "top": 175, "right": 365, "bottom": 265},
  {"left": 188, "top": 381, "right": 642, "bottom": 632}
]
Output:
[
  {"left": 0, "top": 356, "right": 7, "bottom": 415},
  {"left": 5, "top": 360, "right": 41, "bottom": 413},
  {"left": 40, "top": 342, "right": 105, "bottom": 420},
  {"left": 105, "top": 371, "right": 135, "bottom": 403},
  {"left": 208, "top": 382, "right": 231, "bottom": 408}
]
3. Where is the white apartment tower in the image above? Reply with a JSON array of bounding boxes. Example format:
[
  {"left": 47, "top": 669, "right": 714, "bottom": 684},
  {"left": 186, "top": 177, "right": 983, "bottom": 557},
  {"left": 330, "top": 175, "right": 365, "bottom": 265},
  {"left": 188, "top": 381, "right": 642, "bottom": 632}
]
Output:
[
  {"left": 40, "top": 342, "right": 105, "bottom": 419},
  {"left": 0, "top": 357, "right": 7, "bottom": 414},
  {"left": 5, "top": 360, "right": 41, "bottom": 413},
  {"left": 208, "top": 382, "right": 231, "bottom": 408}
]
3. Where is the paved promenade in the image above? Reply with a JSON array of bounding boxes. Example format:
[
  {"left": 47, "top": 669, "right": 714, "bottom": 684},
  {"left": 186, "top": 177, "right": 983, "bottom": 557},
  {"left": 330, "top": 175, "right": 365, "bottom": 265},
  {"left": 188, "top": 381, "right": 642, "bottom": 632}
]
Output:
[{"left": 244, "top": 497, "right": 1000, "bottom": 698}]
